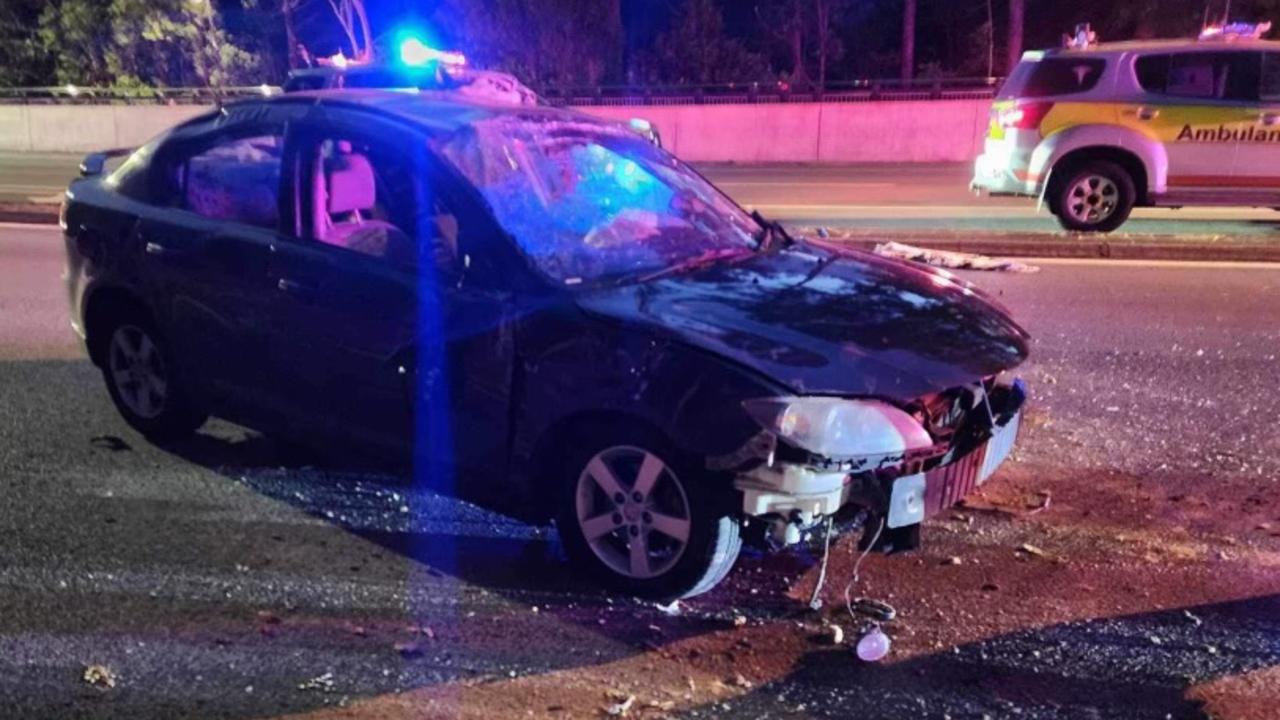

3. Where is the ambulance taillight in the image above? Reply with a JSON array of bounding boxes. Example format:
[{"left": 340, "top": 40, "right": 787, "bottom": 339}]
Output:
[{"left": 998, "top": 101, "right": 1054, "bottom": 131}]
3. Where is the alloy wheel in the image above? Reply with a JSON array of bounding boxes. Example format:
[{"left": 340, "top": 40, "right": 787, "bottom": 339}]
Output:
[
  {"left": 574, "top": 445, "right": 692, "bottom": 580},
  {"left": 107, "top": 324, "right": 168, "bottom": 420},
  {"left": 1065, "top": 174, "right": 1119, "bottom": 225}
]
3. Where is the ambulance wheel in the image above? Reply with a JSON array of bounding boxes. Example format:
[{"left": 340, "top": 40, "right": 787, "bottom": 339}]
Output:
[{"left": 1051, "top": 160, "right": 1135, "bottom": 233}]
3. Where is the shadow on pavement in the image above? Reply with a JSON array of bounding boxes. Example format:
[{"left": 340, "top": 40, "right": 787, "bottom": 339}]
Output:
[{"left": 680, "top": 594, "right": 1280, "bottom": 720}]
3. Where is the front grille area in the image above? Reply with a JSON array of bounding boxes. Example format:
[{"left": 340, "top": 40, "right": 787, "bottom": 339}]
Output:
[
  {"left": 912, "top": 384, "right": 980, "bottom": 441},
  {"left": 923, "top": 442, "right": 986, "bottom": 517}
]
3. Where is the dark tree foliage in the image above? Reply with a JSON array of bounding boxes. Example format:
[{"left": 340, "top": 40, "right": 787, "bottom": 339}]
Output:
[{"left": 3, "top": 0, "right": 1280, "bottom": 88}]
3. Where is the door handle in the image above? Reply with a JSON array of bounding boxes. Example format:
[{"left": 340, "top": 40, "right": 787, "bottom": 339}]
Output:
[
  {"left": 1259, "top": 112, "right": 1280, "bottom": 127},
  {"left": 144, "top": 241, "right": 187, "bottom": 258},
  {"left": 1135, "top": 106, "right": 1160, "bottom": 121},
  {"left": 277, "top": 277, "right": 317, "bottom": 298}
]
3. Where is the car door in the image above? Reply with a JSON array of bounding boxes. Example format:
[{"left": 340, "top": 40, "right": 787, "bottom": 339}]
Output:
[
  {"left": 1235, "top": 51, "right": 1280, "bottom": 194},
  {"left": 1134, "top": 50, "right": 1260, "bottom": 190},
  {"left": 265, "top": 115, "right": 519, "bottom": 485},
  {"left": 136, "top": 122, "right": 289, "bottom": 407}
]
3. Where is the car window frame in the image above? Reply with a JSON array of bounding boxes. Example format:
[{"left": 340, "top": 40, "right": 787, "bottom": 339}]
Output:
[
  {"left": 1261, "top": 51, "right": 1280, "bottom": 103},
  {"left": 150, "top": 119, "right": 290, "bottom": 233},
  {"left": 1005, "top": 56, "right": 1108, "bottom": 99},
  {"left": 269, "top": 108, "right": 549, "bottom": 296},
  {"left": 1135, "top": 49, "right": 1263, "bottom": 104},
  {"left": 285, "top": 118, "right": 429, "bottom": 269}
]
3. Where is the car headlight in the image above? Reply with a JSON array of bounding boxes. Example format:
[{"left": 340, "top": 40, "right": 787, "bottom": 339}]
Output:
[{"left": 743, "top": 397, "right": 933, "bottom": 459}]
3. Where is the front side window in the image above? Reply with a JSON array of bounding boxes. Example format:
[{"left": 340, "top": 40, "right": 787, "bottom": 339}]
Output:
[
  {"left": 434, "top": 115, "right": 760, "bottom": 285},
  {"left": 303, "top": 134, "right": 424, "bottom": 268},
  {"left": 1136, "top": 52, "right": 1261, "bottom": 101},
  {"left": 174, "top": 133, "right": 284, "bottom": 229}
]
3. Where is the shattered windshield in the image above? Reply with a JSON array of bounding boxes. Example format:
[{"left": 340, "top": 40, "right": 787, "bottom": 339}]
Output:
[{"left": 433, "top": 115, "right": 760, "bottom": 285}]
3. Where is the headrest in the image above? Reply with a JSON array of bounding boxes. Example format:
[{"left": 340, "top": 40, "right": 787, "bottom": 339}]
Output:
[{"left": 326, "top": 152, "right": 376, "bottom": 215}]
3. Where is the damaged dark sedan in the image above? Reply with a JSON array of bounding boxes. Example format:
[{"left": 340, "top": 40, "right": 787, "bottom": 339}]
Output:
[{"left": 62, "top": 90, "right": 1029, "bottom": 599}]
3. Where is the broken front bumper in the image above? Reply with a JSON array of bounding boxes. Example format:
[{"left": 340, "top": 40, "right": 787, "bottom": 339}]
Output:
[{"left": 733, "top": 381, "right": 1025, "bottom": 529}]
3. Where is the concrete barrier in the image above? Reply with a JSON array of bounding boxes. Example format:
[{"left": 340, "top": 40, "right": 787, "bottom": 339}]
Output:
[
  {"left": 1, "top": 99, "right": 991, "bottom": 162},
  {"left": 0, "top": 104, "right": 210, "bottom": 153},
  {"left": 583, "top": 100, "right": 990, "bottom": 163},
  {"left": 0, "top": 106, "right": 30, "bottom": 151}
]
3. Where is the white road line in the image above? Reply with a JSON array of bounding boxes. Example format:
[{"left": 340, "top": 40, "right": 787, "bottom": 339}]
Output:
[
  {"left": 1024, "top": 257, "right": 1280, "bottom": 270},
  {"left": 0, "top": 184, "right": 64, "bottom": 193},
  {"left": 716, "top": 181, "right": 898, "bottom": 188},
  {"left": 754, "top": 203, "right": 1280, "bottom": 221}
]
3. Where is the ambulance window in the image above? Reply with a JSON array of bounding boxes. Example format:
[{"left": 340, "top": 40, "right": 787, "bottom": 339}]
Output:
[
  {"left": 1135, "top": 55, "right": 1170, "bottom": 93},
  {"left": 1012, "top": 58, "right": 1106, "bottom": 98},
  {"left": 1142, "top": 52, "right": 1260, "bottom": 101},
  {"left": 1262, "top": 53, "right": 1280, "bottom": 102}
]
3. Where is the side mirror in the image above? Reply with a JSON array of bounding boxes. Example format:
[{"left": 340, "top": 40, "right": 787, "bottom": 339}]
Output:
[
  {"left": 79, "top": 153, "right": 108, "bottom": 178},
  {"left": 79, "top": 147, "right": 134, "bottom": 178}
]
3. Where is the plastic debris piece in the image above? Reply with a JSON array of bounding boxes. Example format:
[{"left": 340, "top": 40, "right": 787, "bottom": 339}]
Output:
[
  {"left": 855, "top": 627, "right": 892, "bottom": 662},
  {"left": 826, "top": 624, "right": 845, "bottom": 645},
  {"left": 83, "top": 664, "right": 116, "bottom": 689},
  {"left": 90, "top": 435, "right": 131, "bottom": 452},
  {"left": 394, "top": 641, "right": 424, "bottom": 658},
  {"left": 1017, "top": 543, "right": 1047, "bottom": 557},
  {"left": 873, "top": 241, "right": 1040, "bottom": 273},
  {"left": 604, "top": 694, "right": 636, "bottom": 716},
  {"left": 298, "top": 672, "right": 335, "bottom": 692}
]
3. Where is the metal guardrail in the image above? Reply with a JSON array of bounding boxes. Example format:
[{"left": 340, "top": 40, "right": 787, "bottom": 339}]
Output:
[
  {"left": 0, "top": 77, "right": 1002, "bottom": 106},
  {"left": 0, "top": 85, "right": 280, "bottom": 105}
]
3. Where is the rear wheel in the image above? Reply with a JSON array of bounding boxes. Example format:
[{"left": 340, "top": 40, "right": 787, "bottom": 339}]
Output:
[
  {"left": 100, "top": 313, "right": 206, "bottom": 441},
  {"left": 1051, "top": 160, "right": 1135, "bottom": 233},
  {"left": 556, "top": 424, "right": 741, "bottom": 600}
]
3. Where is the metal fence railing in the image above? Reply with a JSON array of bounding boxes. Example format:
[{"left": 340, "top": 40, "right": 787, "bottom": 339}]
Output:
[
  {"left": 0, "top": 77, "right": 1002, "bottom": 106},
  {"left": 0, "top": 85, "right": 280, "bottom": 105}
]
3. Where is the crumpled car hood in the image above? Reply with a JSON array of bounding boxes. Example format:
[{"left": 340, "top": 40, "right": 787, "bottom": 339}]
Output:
[{"left": 575, "top": 240, "right": 1030, "bottom": 402}]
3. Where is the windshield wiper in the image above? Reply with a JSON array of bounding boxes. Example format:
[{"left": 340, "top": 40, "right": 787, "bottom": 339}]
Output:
[
  {"left": 634, "top": 247, "right": 755, "bottom": 284},
  {"left": 751, "top": 210, "right": 794, "bottom": 252}
]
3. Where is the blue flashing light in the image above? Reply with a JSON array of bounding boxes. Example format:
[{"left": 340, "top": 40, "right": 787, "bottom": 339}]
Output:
[{"left": 398, "top": 36, "right": 466, "bottom": 68}]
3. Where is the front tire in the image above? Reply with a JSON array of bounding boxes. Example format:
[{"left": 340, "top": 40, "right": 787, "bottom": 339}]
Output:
[
  {"left": 100, "top": 313, "right": 206, "bottom": 441},
  {"left": 1051, "top": 160, "right": 1135, "bottom": 233},
  {"left": 555, "top": 424, "right": 741, "bottom": 600}
]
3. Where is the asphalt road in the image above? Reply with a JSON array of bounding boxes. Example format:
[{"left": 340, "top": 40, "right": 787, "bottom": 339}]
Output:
[
  {"left": 2, "top": 224, "right": 1280, "bottom": 719},
  {"left": 4, "top": 151, "right": 1280, "bottom": 238}
]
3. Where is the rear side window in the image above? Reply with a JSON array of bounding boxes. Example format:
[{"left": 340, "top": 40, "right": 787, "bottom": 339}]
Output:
[
  {"left": 1262, "top": 52, "right": 1280, "bottom": 101},
  {"left": 171, "top": 134, "right": 285, "bottom": 229},
  {"left": 998, "top": 58, "right": 1107, "bottom": 99},
  {"left": 1136, "top": 52, "right": 1261, "bottom": 101}
]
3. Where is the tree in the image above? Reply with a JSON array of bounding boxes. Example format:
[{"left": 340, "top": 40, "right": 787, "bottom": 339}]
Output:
[
  {"left": 1007, "top": 0, "right": 1024, "bottom": 73},
  {"left": 37, "top": 0, "right": 113, "bottom": 85},
  {"left": 812, "top": 0, "right": 849, "bottom": 90},
  {"left": 654, "top": 0, "right": 768, "bottom": 84},
  {"left": 433, "top": 0, "right": 623, "bottom": 86},
  {"left": 322, "top": 0, "right": 373, "bottom": 61},
  {"left": 757, "top": 0, "right": 811, "bottom": 88},
  {"left": 0, "top": 0, "right": 52, "bottom": 86},
  {"left": 901, "top": 0, "right": 916, "bottom": 81},
  {"left": 36, "top": 0, "right": 264, "bottom": 88}
]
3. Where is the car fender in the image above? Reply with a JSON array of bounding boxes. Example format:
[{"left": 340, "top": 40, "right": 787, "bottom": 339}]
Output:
[{"left": 1031, "top": 124, "right": 1167, "bottom": 195}]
